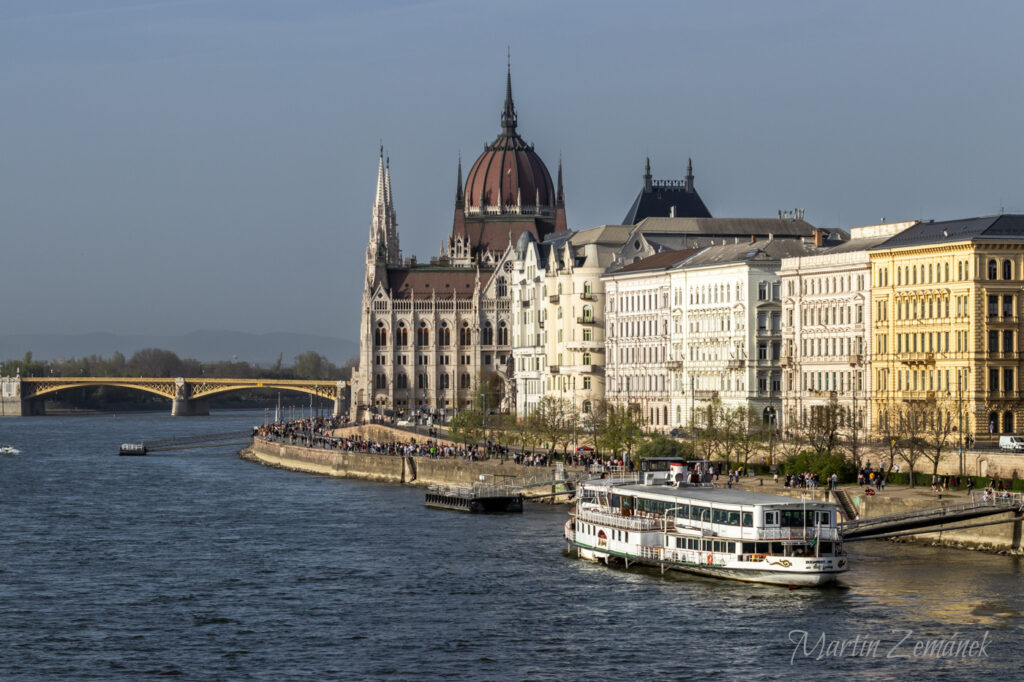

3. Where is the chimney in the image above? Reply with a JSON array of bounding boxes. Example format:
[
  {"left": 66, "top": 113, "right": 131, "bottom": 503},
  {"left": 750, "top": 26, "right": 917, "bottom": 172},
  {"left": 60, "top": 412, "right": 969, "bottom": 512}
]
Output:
[
  {"left": 768, "top": 233, "right": 774, "bottom": 242},
  {"left": 669, "top": 205, "right": 676, "bottom": 218},
  {"left": 812, "top": 229, "right": 825, "bottom": 247},
  {"left": 750, "top": 234, "right": 756, "bottom": 244}
]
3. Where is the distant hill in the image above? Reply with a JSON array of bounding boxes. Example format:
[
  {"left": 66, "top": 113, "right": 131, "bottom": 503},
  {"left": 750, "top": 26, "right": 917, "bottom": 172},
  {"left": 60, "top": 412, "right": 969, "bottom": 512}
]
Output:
[{"left": 0, "top": 331, "right": 359, "bottom": 366}]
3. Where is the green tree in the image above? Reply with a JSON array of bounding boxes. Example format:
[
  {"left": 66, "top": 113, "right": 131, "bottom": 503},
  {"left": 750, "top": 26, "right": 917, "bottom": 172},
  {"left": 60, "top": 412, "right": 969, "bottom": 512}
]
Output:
[
  {"left": 449, "top": 409, "right": 484, "bottom": 447},
  {"left": 635, "top": 434, "right": 694, "bottom": 462},
  {"left": 292, "top": 351, "right": 338, "bottom": 380}
]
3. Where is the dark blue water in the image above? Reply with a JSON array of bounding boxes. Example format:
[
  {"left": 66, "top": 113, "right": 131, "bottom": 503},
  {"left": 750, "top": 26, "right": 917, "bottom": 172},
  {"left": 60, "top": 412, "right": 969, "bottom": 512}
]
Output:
[{"left": 1, "top": 411, "right": 1022, "bottom": 680}]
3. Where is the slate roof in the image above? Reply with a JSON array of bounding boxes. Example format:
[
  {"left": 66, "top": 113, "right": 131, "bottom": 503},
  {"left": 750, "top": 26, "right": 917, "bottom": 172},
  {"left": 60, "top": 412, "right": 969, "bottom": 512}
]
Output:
[
  {"left": 623, "top": 184, "right": 712, "bottom": 224},
  {"left": 610, "top": 248, "right": 705, "bottom": 274},
  {"left": 871, "top": 214, "right": 1024, "bottom": 250},
  {"left": 634, "top": 216, "right": 822, "bottom": 237},
  {"left": 678, "top": 239, "right": 817, "bottom": 268}
]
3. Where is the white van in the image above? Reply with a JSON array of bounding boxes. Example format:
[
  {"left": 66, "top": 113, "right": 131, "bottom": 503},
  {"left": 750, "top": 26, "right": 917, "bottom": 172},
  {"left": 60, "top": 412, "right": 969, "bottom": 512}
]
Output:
[{"left": 998, "top": 435, "right": 1024, "bottom": 451}]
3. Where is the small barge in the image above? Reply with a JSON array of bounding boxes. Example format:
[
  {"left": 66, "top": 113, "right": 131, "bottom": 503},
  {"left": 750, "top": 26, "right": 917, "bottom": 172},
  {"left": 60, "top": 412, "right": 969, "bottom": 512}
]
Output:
[
  {"left": 565, "top": 458, "right": 848, "bottom": 587},
  {"left": 425, "top": 484, "right": 523, "bottom": 514},
  {"left": 118, "top": 443, "right": 147, "bottom": 456}
]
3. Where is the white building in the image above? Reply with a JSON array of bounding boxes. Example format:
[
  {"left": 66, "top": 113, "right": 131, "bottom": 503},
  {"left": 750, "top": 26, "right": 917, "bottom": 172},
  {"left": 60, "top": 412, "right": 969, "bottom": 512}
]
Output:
[{"left": 778, "top": 221, "right": 916, "bottom": 436}]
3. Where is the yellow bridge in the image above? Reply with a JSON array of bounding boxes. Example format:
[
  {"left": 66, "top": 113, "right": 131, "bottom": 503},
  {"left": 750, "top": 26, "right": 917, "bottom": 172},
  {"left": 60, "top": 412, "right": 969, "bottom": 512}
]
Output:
[{"left": 1, "top": 376, "right": 348, "bottom": 416}]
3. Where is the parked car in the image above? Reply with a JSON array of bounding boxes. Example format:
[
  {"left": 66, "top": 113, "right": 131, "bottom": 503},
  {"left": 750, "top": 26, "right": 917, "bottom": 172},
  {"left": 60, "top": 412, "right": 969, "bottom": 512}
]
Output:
[
  {"left": 575, "top": 445, "right": 595, "bottom": 453},
  {"left": 396, "top": 419, "right": 413, "bottom": 427},
  {"left": 998, "top": 435, "right": 1024, "bottom": 451}
]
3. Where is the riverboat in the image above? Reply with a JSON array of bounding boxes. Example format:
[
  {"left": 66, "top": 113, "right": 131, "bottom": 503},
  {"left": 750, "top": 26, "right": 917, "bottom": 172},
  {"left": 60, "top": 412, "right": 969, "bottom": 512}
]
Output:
[
  {"left": 1, "top": 445, "right": 20, "bottom": 455},
  {"left": 565, "top": 459, "right": 848, "bottom": 587},
  {"left": 118, "top": 443, "right": 147, "bottom": 456},
  {"left": 425, "top": 484, "right": 523, "bottom": 514}
]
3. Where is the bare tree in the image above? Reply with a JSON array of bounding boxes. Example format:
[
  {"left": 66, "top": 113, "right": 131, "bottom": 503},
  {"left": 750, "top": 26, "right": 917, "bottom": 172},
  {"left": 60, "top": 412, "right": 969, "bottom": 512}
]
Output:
[
  {"left": 734, "top": 407, "right": 768, "bottom": 472},
  {"left": 920, "top": 396, "right": 957, "bottom": 482},
  {"left": 894, "top": 402, "right": 928, "bottom": 488}
]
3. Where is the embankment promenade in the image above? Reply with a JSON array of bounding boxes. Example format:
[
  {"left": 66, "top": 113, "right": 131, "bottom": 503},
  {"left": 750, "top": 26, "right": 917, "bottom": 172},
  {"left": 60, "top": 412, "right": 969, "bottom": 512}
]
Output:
[{"left": 242, "top": 423, "right": 578, "bottom": 501}]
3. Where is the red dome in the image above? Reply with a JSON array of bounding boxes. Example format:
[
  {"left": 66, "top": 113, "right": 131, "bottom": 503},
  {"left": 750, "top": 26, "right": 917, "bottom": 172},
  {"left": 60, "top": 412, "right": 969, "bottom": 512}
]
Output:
[{"left": 463, "top": 66, "right": 555, "bottom": 212}]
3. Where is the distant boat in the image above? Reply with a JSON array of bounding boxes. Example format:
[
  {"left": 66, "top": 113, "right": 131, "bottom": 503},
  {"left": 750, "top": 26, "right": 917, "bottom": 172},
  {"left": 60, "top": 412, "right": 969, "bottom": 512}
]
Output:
[
  {"left": 118, "top": 443, "right": 147, "bottom": 456},
  {"left": 1, "top": 445, "right": 20, "bottom": 455}
]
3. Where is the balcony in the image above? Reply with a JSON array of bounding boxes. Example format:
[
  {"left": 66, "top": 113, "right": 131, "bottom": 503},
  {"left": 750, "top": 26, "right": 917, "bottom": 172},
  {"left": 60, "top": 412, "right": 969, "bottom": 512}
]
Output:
[
  {"left": 580, "top": 292, "right": 594, "bottom": 301},
  {"left": 521, "top": 299, "right": 531, "bottom": 308},
  {"left": 847, "top": 353, "right": 863, "bottom": 366},
  {"left": 549, "top": 294, "right": 560, "bottom": 303},
  {"left": 693, "top": 390, "right": 719, "bottom": 400},
  {"left": 900, "top": 352, "right": 935, "bottom": 365},
  {"left": 727, "top": 359, "right": 745, "bottom": 369},
  {"left": 548, "top": 366, "right": 560, "bottom": 374},
  {"left": 577, "top": 317, "right": 599, "bottom": 325},
  {"left": 666, "top": 359, "right": 684, "bottom": 370},
  {"left": 565, "top": 339, "right": 603, "bottom": 352},
  {"left": 779, "top": 356, "right": 792, "bottom": 367}
]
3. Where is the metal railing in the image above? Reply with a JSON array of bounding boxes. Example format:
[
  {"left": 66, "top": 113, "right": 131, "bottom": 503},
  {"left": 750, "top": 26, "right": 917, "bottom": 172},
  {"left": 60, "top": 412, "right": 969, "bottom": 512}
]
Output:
[{"left": 575, "top": 509, "right": 661, "bottom": 531}]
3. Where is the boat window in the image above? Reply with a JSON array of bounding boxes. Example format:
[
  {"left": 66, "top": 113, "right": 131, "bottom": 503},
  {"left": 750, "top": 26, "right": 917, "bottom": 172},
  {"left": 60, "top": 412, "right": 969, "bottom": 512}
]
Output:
[
  {"left": 819, "top": 542, "right": 833, "bottom": 554},
  {"left": 727, "top": 511, "right": 741, "bottom": 526},
  {"left": 624, "top": 532, "right": 628, "bottom": 542},
  {"left": 692, "top": 506, "right": 710, "bottom": 522},
  {"left": 742, "top": 512, "right": 753, "bottom": 527},
  {"left": 676, "top": 538, "right": 685, "bottom": 549},
  {"left": 771, "top": 542, "right": 784, "bottom": 554},
  {"left": 688, "top": 538, "right": 698, "bottom": 550},
  {"left": 780, "top": 509, "right": 814, "bottom": 527},
  {"left": 727, "top": 542, "right": 736, "bottom": 553},
  {"left": 610, "top": 494, "right": 620, "bottom": 507},
  {"left": 764, "top": 511, "right": 778, "bottom": 525},
  {"left": 713, "top": 541, "right": 723, "bottom": 552}
]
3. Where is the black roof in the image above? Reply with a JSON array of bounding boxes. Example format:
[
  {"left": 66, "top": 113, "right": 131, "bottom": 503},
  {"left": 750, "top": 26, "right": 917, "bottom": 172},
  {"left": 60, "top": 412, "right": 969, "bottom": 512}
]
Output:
[
  {"left": 871, "top": 215, "right": 1024, "bottom": 250},
  {"left": 623, "top": 183, "right": 712, "bottom": 224}
]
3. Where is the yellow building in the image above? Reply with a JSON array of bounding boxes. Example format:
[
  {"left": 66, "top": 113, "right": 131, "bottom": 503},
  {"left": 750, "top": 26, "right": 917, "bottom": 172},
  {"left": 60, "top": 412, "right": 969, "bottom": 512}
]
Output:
[{"left": 870, "top": 215, "right": 1024, "bottom": 444}]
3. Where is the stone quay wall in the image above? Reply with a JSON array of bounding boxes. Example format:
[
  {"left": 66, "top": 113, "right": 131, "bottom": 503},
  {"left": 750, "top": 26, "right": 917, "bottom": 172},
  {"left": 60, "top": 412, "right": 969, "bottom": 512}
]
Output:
[{"left": 245, "top": 437, "right": 575, "bottom": 501}]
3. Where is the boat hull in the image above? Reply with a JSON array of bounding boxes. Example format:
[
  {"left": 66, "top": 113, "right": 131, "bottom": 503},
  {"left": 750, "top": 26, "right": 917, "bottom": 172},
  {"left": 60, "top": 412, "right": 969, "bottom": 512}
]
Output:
[{"left": 569, "top": 542, "right": 846, "bottom": 587}]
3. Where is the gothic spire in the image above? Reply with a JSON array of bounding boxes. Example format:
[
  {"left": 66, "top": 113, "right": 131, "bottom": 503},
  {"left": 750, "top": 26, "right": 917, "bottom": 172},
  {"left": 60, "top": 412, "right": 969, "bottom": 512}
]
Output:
[
  {"left": 455, "top": 154, "right": 463, "bottom": 204},
  {"left": 556, "top": 156, "right": 564, "bottom": 205},
  {"left": 643, "top": 156, "right": 652, "bottom": 192},
  {"left": 375, "top": 144, "right": 386, "bottom": 205},
  {"left": 500, "top": 52, "right": 517, "bottom": 134},
  {"left": 384, "top": 154, "right": 393, "bottom": 205},
  {"left": 685, "top": 157, "right": 694, "bottom": 193}
]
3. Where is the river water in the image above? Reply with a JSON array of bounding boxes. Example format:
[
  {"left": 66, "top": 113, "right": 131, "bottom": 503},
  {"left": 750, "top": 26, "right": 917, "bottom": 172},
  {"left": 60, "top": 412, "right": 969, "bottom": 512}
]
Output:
[{"left": 1, "top": 410, "right": 1022, "bottom": 680}]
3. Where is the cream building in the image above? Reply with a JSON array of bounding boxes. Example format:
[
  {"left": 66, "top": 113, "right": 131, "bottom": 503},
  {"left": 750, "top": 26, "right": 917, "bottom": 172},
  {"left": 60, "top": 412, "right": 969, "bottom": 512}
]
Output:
[
  {"left": 665, "top": 240, "right": 817, "bottom": 430},
  {"left": 510, "top": 226, "right": 631, "bottom": 416},
  {"left": 778, "top": 221, "right": 916, "bottom": 437}
]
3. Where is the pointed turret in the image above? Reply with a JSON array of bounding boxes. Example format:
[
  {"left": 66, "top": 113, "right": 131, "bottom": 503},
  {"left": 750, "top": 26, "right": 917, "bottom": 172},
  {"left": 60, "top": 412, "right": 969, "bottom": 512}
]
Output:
[
  {"left": 643, "top": 156, "right": 653, "bottom": 193},
  {"left": 455, "top": 154, "right": 464, "bottom": 206},
  {"left": 555, "top": 156, "right": 567, "bottom": 232},
  {"left": 500, "top": 54, "right": 517, "bottom": 134},
  {"left": 368, "top": 146, "right": 401, "bottom": 269},
  {"left": 685, "top": 157, "right": 694, "bottom": 193}
]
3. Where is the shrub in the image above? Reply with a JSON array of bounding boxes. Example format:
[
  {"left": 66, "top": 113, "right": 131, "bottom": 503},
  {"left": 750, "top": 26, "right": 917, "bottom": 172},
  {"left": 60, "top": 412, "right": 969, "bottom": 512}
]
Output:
[
  {"left": 782, "top": 451, "right": 857, "bottom": 484},
  {"left": 634, "top": 435, "right": 694, "bottom": 462}
]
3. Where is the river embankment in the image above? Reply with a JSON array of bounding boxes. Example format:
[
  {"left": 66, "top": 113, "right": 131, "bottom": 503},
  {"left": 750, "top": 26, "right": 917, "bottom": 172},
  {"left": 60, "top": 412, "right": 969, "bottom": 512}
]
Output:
[{"left": 242, "top": 429, "right": 577, "bottom": 502}]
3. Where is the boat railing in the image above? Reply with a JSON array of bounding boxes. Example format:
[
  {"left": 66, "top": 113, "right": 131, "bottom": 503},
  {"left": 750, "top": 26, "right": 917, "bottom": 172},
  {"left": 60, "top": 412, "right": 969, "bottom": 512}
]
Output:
[
  {"left": 755, "top": 526, "right": 839, "bottom": 541},
  {"left": 427, "top": 483, "right": 521, "bottom": 498},
  {"left": 575, "top": 509, "right": 661, "bottom": 531}
]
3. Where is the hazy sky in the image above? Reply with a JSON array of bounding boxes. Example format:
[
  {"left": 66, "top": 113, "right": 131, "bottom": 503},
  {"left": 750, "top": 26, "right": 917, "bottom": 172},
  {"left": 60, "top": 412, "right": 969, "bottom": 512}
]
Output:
[{"left": 3, "top": 0, "right": 1023, "bottom": 340}]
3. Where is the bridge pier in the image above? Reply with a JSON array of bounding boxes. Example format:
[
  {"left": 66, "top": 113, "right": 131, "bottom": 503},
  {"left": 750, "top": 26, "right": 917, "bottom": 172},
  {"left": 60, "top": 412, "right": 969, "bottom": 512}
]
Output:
[
  {"left": 333, "top": 380, "right": 347, "bottom": 418},
  {"left": 0, "top": 377, "right": 44, "bottom": 416},
  {"left": 171, "top": 398, "right": 210, "bottom": 416}
]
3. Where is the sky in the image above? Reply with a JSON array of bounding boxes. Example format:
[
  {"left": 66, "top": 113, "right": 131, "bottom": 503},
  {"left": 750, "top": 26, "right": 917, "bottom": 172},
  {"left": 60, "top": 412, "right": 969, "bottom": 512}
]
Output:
[{"left": 3, "top": 0, "right": 1023, "bottom": 340}]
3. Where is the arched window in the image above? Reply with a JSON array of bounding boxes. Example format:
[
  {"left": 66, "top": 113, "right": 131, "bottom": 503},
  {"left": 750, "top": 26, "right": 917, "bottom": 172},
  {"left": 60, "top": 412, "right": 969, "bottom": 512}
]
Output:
[
  {"left": 374, "top": 322, "right": 388, "bottom": 346},
  {"left": 481, "top": 322, "right": 494, "bottom": 346},
  {"left": 496, "top": 277, "right": 507, "bottom": 297},
  {"left": 439, "top": 322, "right": 451, "bottom": 347},
  {"left": 582, "top": 352, "right": 592, "bottom": 365},
  {"left": 988, "top": 259, "right": 998, "bottom": 280},
  {"left": 396, "top": 322, "right": 408, "bottom": 346},
  {"left": 440, "top": 373, "right": 450, "bottom": 389},
  {"left": 583, "top": 281, "right": 592, "bottom": 299},
  {"left": 460, "top": 373, "right": 471, "bottom": 389},
  {"left": 582, "top": 305, "right": 593, "bottom": 323},
  {"left": 897, "top": 268, "right": 902, "bottom": 286},
  {"left": 396, "top": 373, "right": 408, "bottom": 389},
  {"left": 582, "top": 400, "right": 592, "bottom": 414},
  {"left": 459, "top": 322, "right": 471, "bottom": 346},
  {"left": 1004, "top": 411, "right": 1014, "bottom": 435},
  {"left": 1004, "top": 260, "right": 1013, "bottom": 280},
  {"left": 497, "top": 321, "right": 509, "bottom": 346},
  {"left": 944, "top": 262, "right": 949, "bottom": 282},
  {"left": 989, "top": 411, "right": 998, "bottom": 434},
  {"left": 958, "top": 262, "right": 963, "bottom": 280},
  {"left": 416, "top": 322, "right": 430, "bottom": 347},
  {"left": 374, "top": 373, "right": 386, "bottom": 389},
  {"left": 417, "top": 373, "right": 428, "bottom": 389}
]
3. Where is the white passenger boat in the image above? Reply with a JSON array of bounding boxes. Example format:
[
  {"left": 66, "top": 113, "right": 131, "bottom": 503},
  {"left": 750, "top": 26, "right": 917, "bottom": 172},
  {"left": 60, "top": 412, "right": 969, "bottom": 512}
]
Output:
[
  {"left": 0, "top": 445, "right": 20, "bottom": 455},
  {"left": 565, "top": 458, "right": 848, "bottom": 587}
]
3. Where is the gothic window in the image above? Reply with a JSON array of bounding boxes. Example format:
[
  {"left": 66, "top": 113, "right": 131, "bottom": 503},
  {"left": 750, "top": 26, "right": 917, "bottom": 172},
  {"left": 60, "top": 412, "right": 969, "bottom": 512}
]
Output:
[
  {"left": 1005, "top": 411, "right": 1015, "bottom": 434},
  {"left": 396, "top": 322, "right": 408, "bottom": 346},
  {"left": 438, "top": 322, "right": 451, "bottom": 346},
  {"left": 1004, "top": 260, "right": 1014, "bottom": 280},
  {"left": 989, "top": 259, "right": 998, "bottom": 280},
  {"left": 460, "top": 373, "right": 471, "bottom": 389},
  {"left": 459, "top": 322, "right": 472, "bottom": 346},
  {"left": 497, "top": 321, "right": 509, "bottom": 346},
  {"left": 440, "top": 373, "right": 450, "bottom": 389},
  {"left": 417, "top": 373, "right": 428, "bottom": 389},
  {"left": 396, "top": 373, "right": 408, "bottom": 389},
  {"left": 374, "top": 373, "right": 386, "bottom": 389},
  {"left": 482, "top": 322, "right": 494, "bottom": 346},
  {"left": 374, "top": 322, "right": 387, "bottom": 346},
  {"left": 416, "top": 323, "right": 430, "bottom": 347},
  {"left": 496, "top": 277, "right": 507, "bottom": 297}
]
